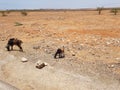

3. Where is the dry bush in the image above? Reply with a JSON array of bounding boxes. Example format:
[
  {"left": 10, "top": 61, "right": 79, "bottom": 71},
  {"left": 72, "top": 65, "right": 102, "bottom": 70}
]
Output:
[
  {"left": 0, "top": 11, "right": 7, "bottom": 16},
  {"left": 110, "top": 8, "right": 119, "bottom": 15},
  {"left": 21, "top": 11, "right": 28, "bottom": 16}
]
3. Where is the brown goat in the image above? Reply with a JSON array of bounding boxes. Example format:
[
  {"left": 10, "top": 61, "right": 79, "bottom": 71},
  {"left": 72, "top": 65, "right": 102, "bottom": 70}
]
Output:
[
  {"left": 54, "top": 46, "right": 65, "bottom": 59},
  {"left": 6, "top": 38, "right": 23, "bottom": 51}
]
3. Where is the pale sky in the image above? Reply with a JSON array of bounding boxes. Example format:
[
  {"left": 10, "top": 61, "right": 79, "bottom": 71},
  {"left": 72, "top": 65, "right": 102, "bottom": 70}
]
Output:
[{"left": 0, "top": 0, "right": 120, "bottom": 10}]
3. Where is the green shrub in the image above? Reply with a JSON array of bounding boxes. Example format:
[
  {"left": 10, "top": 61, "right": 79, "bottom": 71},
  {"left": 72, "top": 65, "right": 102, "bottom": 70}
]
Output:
[{"left": 15, "top": 22, "right": 23, "bottom": 26}]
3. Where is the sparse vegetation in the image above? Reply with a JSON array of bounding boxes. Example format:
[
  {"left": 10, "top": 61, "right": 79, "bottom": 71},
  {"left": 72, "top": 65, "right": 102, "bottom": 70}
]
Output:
[
  {"left": 0, "top": 11, "right": 7, "bottom": 16},
  {"left": 97, "top": 7, "right": 103, "bottom": 15},
  {"left": 6, "top": 10, "right": 11, "bottom": 14},
  {"left": 21, "top": 11, "right": 28, "bottom": 16},
  {"left": 14, "top": 22, "right": 23, "bottom": 26},
  {"left": 110, "top": 8, "right": 118, "bottom": 15}
]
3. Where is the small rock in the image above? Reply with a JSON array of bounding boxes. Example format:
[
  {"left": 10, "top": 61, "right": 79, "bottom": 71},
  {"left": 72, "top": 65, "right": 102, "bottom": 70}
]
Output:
[
  {"left": 111, "top": 65, "right": 115, "bottom": 68},
  {"left": 106, "top": 42, "right": 111, "bottom": 45},
  {"left": 21, "top": 57, "right": 28, "bottom": 62},
  {"left": 116, "top": 58, "right": 120, "bottom": 60},
  {"left": 108, "top": 64, "right": 115, "bottom": 68},
  {"left": 36, "top": 61, "right": 48, "bottom": 69},
  {"left": 70, "top": 51, "right": 76, "bottom": 56},
  {"left": 72, "top": 53, "right": 76, "bottom": 56},
  {"left": 33, "top": 46, "right": 40, "bottom": 50}
]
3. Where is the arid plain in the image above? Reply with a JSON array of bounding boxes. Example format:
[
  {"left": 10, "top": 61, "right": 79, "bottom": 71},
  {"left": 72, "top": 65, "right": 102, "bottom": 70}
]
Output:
[{"left": 0, "top": 10, "right": 120, "bottom": 90}]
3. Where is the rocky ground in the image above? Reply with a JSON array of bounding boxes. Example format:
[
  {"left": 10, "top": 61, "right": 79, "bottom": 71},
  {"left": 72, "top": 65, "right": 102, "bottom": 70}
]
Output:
[{"left": 0, "top": 10, "right": 120, "bottom": 90}]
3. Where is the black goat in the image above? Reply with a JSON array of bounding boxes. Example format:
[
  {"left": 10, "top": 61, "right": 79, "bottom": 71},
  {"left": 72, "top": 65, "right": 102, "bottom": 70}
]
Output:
[
  {"left": 54, "top": 46, "right": 65, "bottom": 59},
  {"left": 6, "top": 38, "right": 23, "bottom": 51}
]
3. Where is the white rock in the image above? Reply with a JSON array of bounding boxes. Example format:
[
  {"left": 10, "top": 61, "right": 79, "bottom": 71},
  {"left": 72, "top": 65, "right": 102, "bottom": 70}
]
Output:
[
  {"left": 21, "top": 57, "right": 28, "bottom": 62},
  {"left": 106, "top": 42, "right": 111, "bottom": 45},
  {"left": 36, "top": 60, "right": 48, "bottom": 66},
  {"left": 110, "top": 64, "right": 115, "bottom": 68},
  {"left": 116, "top": 58, "right": 120, "bottom": 60},
  {"left": 36, "top": 60, "right": 42, "bottom": 65}
]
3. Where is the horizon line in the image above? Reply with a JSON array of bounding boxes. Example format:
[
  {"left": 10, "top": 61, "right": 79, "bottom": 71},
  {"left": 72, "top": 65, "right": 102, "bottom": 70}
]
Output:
[{"left": 0, "top": 6, "right": 120, "bottom": 11}]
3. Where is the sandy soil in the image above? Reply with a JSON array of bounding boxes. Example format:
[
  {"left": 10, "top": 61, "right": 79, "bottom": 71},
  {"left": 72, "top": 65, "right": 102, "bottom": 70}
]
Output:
[
  {"left": 0, "top": 10, "right": 120, "bottom": 90},
  {"left": 0, "top": 80, "right": 19, "bottom": 90}
]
